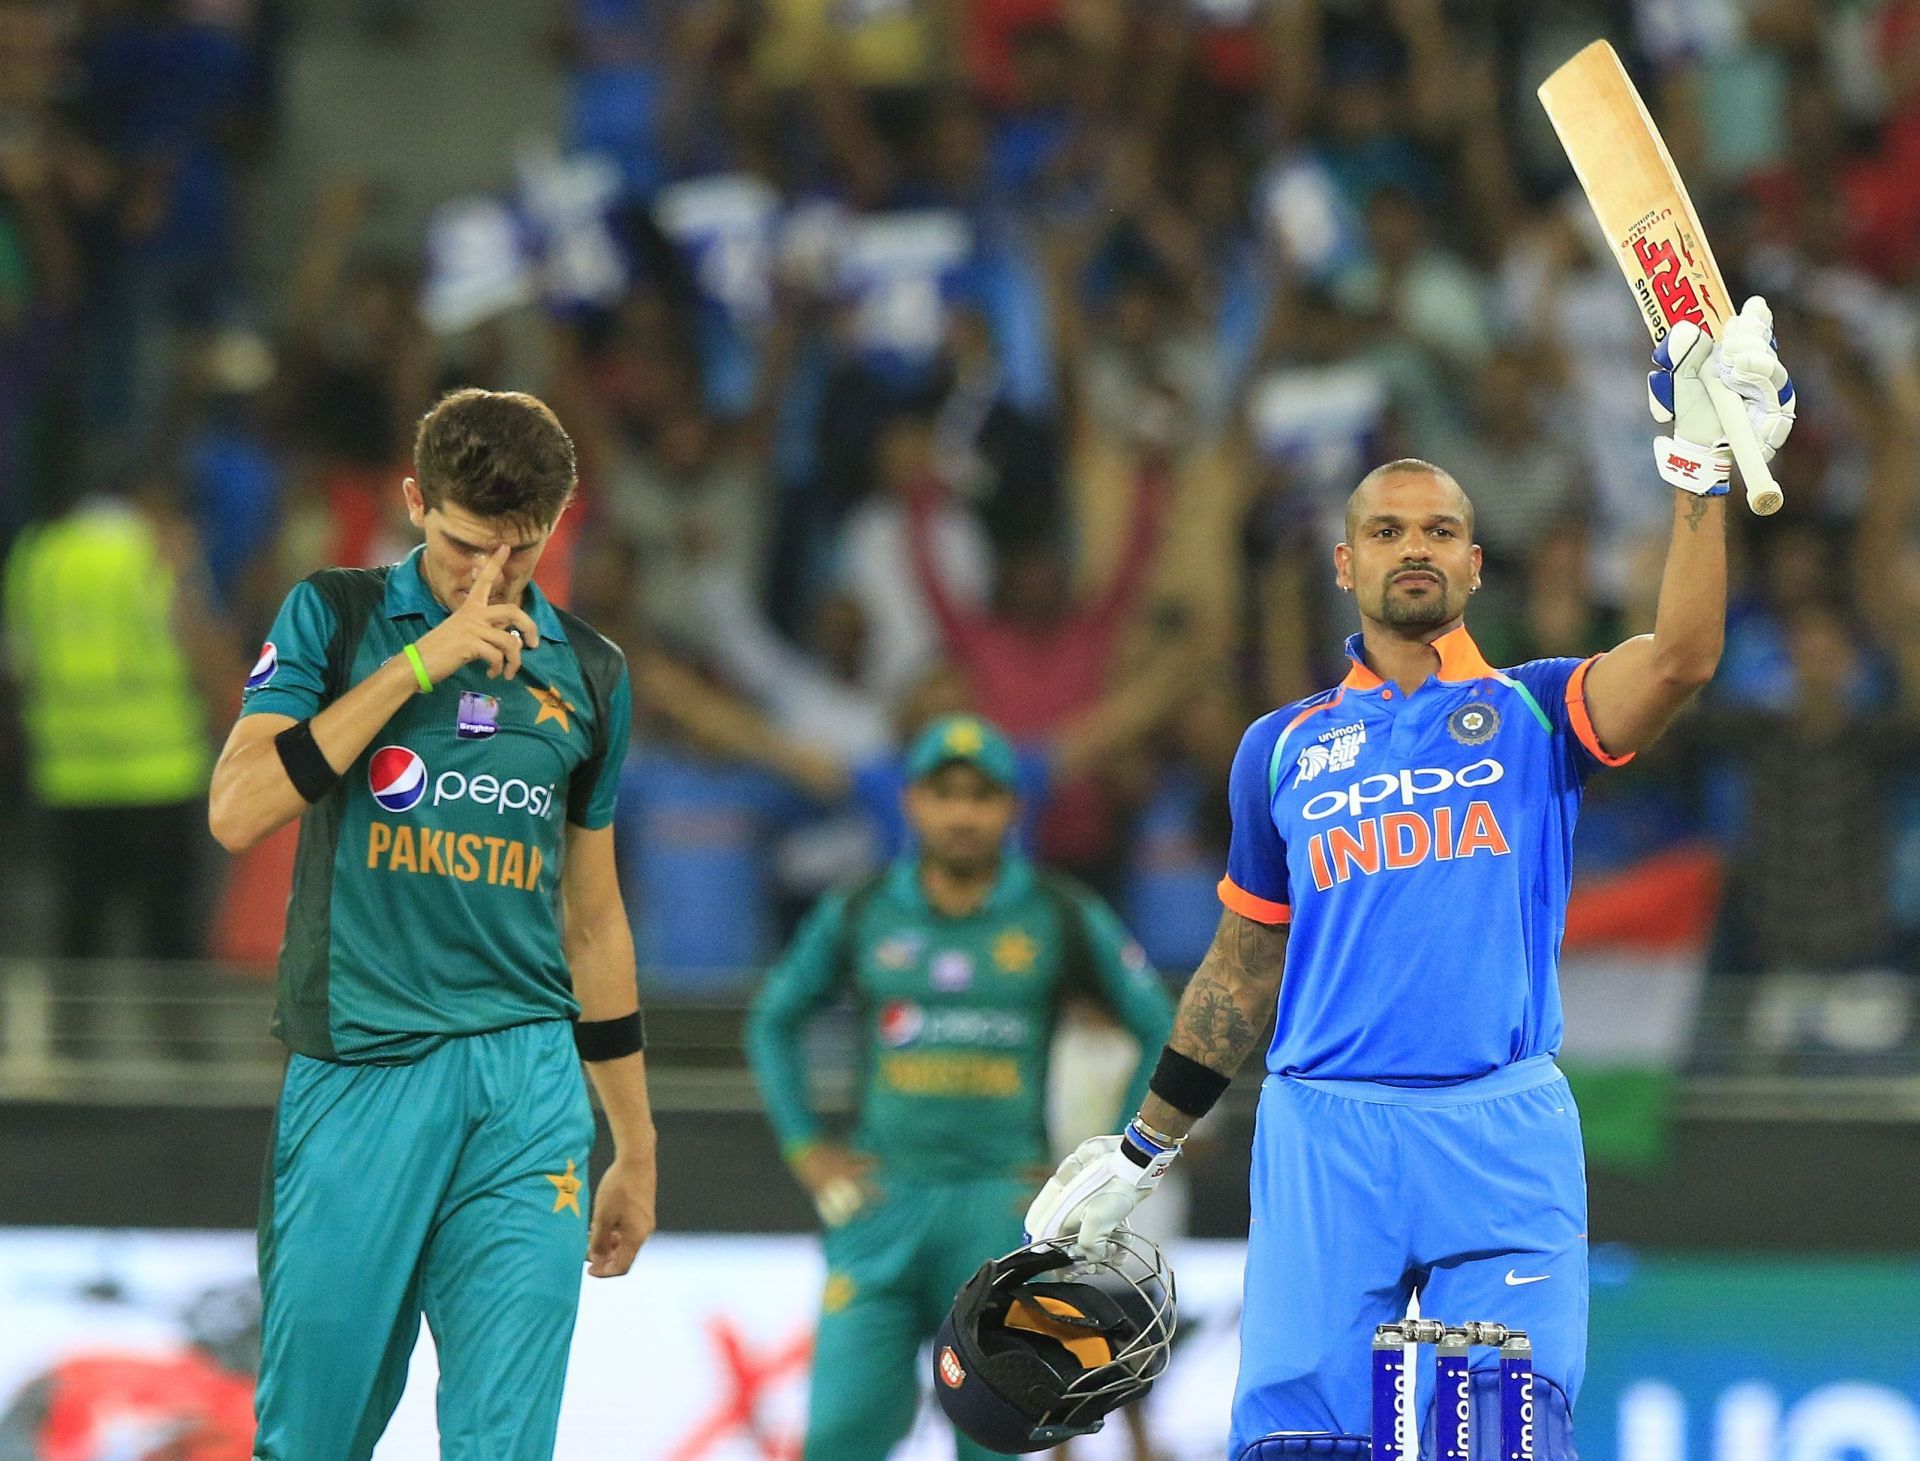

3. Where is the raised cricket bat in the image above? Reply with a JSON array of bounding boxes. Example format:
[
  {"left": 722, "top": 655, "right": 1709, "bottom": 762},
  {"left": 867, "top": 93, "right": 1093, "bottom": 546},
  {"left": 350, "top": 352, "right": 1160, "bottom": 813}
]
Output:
[{"left": 1538, "top": 40, "right": 1783, "bottom": 516}]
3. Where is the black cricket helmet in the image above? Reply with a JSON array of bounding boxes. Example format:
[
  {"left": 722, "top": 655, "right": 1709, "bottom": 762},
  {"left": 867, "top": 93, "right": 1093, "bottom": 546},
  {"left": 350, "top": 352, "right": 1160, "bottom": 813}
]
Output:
[{"left": 931, "top": 1229, "right": 1176, "bottom": 1454}]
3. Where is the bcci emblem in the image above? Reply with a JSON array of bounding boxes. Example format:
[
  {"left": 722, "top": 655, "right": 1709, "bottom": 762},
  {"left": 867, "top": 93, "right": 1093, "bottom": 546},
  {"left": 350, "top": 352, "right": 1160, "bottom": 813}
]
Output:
[{"left": 1448, "top": 701, "right": 1500, "bottom": 746}]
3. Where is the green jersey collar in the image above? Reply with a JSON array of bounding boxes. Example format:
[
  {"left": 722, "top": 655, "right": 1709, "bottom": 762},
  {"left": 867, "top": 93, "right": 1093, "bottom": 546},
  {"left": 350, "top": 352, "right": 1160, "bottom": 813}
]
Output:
[
  {"left": 384, "top": 545, "right": 568, "bottom": 643},
  {"left": 887, "top": 852, "right": 1035, "bottom": 917}
]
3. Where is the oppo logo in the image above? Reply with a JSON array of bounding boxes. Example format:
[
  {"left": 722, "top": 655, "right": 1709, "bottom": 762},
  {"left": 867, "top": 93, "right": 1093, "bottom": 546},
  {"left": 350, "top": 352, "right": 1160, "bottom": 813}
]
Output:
[{"left": 1301, "top": 759, "right": 1505, "bottom": 821}]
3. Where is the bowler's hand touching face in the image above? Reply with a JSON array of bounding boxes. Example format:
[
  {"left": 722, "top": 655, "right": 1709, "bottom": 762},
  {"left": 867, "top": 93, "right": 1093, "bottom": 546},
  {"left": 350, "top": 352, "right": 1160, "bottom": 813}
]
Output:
[{"left": 405, "top": 480, "right": 557, "bottom": 614}]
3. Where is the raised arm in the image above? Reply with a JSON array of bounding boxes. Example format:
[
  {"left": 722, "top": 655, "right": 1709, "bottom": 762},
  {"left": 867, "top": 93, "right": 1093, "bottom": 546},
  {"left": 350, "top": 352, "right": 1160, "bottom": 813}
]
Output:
[
  {"left": 1085, "top": 467, "right": 1172, "bottom": 640},
  {"left": 1051, "top": 633, "right": 1208, "bottom": 783},
  {"left": 1579, "top": 491, "right": 1726, "bottom": 757},
  {"left": 1585, "top": 300, "right": 1796, "bottom": 755},
  {"left": 633, "top": 647, "right": 850, "bottom": 803},
  {"left": 904, "top": 477, "right": 982, "bottom": 651}
]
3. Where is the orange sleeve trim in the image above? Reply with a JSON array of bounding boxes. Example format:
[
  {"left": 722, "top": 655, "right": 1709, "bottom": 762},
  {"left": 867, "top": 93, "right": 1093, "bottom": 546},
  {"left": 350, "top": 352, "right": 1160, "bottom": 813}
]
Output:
[
  {"left": 1566, "top": 655, "right": 1635, "bottom": 768},
  {"left": 1218, "top": 876, "right": 1292, "bottom": 925}
]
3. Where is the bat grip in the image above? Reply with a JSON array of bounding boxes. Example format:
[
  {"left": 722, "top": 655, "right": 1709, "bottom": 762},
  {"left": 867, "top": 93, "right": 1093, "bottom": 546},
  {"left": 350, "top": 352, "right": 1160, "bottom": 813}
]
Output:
[{"left": 1704, "top": 374, "right": 1783, "bottom": 516}]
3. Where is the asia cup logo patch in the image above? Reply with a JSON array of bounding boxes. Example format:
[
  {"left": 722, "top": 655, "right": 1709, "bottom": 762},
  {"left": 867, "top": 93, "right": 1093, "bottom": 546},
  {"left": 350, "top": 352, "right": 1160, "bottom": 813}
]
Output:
[
  {"left": 245, "top": 642, "right": 277, "bottom": 690},
  {"left": 1447, "top": 701, "right": 1501, "bottom": 746},
  {"left": 369, "top": 746, "right": 428, "bottom": 812},
  {"left": 1297, "top": 723, "right": 1365, "bottom": 783},
  {"left": 939, "top": 1346, "right": 966, "bottom": 1388}
]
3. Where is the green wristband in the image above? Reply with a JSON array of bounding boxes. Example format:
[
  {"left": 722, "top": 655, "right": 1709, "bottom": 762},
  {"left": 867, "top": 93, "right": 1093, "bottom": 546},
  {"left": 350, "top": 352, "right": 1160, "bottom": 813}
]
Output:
[{"left": 402, "top": 642, "right": 434, "bottom": 694}]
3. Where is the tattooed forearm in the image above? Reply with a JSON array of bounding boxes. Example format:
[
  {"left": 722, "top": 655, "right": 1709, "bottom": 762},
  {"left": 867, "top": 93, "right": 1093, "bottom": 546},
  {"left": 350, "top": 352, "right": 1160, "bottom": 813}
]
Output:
[
  {"left": 1137, "top": 911, "right": 1286, "bottom": 1137},
  {"left": 1173, "top": 910, "right": 1287, "bottom": 1067},
  {"left": 1683, "top": 493, "right": 1709, "bottom": 532}
]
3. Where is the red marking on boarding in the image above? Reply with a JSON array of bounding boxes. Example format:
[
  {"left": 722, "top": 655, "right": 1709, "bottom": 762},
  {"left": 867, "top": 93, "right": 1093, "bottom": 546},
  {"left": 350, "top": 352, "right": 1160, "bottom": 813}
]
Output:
[{"left": 665, "top": 1317, "right": 812, "bottom": 1461}]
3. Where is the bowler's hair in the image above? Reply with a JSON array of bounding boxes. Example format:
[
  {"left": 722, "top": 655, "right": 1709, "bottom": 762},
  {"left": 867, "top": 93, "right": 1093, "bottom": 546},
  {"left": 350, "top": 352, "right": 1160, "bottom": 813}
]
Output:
[{"left": 413, "top": 389, "right": 577, "bottom": 532}]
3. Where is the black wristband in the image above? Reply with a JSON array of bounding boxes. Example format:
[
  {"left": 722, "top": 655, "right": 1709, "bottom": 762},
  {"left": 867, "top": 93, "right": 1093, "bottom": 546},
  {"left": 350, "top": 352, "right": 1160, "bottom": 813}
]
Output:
[
  {"left": 1148, "top": 1046, "right": 1232, "bottom": 1121},
  {"left": 573, "top": 1010, "right": 646, "bottom": 1061},
  {"left": 275, "top": 719, "right": 341, "bottom": 804}
]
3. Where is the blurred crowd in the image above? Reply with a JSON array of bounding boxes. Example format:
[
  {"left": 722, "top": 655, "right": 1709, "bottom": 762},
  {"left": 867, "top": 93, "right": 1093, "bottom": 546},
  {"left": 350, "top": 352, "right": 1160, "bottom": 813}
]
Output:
[{"left": 5, "top": 0, "right": 1920, "bottom": 995}]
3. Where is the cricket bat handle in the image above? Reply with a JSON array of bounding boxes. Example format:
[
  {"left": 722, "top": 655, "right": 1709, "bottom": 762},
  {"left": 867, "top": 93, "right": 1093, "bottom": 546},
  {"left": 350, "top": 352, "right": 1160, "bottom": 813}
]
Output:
[{"left": 1704, "top": 374, "right": 1783, "bottom": 517}]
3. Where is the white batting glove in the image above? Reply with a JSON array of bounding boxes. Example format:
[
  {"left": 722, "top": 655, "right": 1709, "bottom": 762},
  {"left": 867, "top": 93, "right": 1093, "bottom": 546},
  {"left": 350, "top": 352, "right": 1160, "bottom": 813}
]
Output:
[
  {"left": 1648, "top": 295, "right": 1795, "bottom": 494},
  {"left": 1718, "top": 296, "right": 1795, "bottom": 457},
  {"left": 1024, "top": 1130, "right": 1177, "bottom": 1260}
]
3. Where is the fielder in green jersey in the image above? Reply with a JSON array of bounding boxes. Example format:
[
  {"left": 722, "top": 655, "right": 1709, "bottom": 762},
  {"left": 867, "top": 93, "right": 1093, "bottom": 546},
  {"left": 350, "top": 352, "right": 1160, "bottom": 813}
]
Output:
[
  {"left": 209, "top": 390, "right": 658, "bottom": 1461},
  {"left": 746, "top": 714, "right": 1175, "bottom": 1461}
]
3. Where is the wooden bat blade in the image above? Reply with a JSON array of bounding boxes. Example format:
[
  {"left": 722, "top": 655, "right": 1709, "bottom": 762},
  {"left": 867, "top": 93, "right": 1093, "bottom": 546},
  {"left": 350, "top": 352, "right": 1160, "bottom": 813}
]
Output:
[
  {"left": 1539, "top": 39, "right": 1781, "bottom": 516},
  {"left": 1537, "top": 40, "right": 1732, "bottom": 340}
]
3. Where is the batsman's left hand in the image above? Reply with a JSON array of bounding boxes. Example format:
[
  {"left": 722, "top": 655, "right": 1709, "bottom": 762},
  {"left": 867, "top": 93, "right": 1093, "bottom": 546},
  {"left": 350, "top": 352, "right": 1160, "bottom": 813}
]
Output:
[
  {"left": 587, "top": 1151, "right": 656, "bottom": 1277},
  {"left": 1024, "top": 1134, "right": 1170, "bottom": 1260}
]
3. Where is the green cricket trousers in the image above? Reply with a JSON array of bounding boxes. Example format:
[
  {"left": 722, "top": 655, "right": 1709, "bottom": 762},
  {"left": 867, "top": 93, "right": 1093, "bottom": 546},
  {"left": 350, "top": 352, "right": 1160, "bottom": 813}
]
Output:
[
  {"left": 805, "top": 1173, "right": 1031, "bottom": 1461},
  {"left": 253, "top": 1020, "right": 595, "bottom": 1460}
]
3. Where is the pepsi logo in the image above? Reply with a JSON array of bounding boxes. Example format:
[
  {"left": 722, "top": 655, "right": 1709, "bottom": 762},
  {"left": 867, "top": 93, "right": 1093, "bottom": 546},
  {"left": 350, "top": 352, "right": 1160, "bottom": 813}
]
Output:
[
  {"left": 246, "top": 642, "right": 278, "bottom": 690},
  {"left": 877, "top": 1000, "right": 924, "bottom": 1048},
  {"left": 938, "top": 1346, "right": 965, "bottom": 1389},
  {"left": 369, "top": 746, "right": 428, "bottom": 812}
]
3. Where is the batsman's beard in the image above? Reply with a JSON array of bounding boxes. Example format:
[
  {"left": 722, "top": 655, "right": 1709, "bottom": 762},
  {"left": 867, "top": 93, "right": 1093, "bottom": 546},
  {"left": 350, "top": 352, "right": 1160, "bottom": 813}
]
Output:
[{"left": 1378, "top": 570, "right": 1460, "bottom": 629}]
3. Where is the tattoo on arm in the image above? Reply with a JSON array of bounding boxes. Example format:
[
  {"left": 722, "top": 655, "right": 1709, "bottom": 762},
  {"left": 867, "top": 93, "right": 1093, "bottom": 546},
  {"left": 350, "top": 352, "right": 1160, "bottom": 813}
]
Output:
[
  {"left": 1169, "top": 910, "right": 1289, "bottom": 1074},
  {"left": 1683, "top": 494, "right": 1710, "bottom": 532}
]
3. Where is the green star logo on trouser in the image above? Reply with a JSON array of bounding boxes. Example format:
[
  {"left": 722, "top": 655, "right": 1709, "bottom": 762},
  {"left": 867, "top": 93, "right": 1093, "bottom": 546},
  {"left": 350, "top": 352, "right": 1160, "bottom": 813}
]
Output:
[
  {"left": 243, "top": 549, "right": 633, "bottom": 1461},
  {"left": 745, "top": 853, "right": 1178, "bottom": 1461}
]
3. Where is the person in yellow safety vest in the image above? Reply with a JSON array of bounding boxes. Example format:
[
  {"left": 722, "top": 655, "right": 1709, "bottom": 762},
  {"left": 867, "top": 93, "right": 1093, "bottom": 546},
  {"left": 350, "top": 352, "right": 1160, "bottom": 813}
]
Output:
[{"left": 3, "top": 479, "right": 230, "bottom": 961}]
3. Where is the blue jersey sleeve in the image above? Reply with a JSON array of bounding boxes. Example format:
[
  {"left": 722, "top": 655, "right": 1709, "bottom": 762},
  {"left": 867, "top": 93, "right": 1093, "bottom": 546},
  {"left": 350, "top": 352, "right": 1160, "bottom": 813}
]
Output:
[
  {"left": 1219, "top": 712, "right": 1293, "bottom": 925},
  {"left": 1507, "top": 655, "right": 1636, "bottom": 780},
  {"left": 240, "top": 579, "right": 336, "bottom": 720}
]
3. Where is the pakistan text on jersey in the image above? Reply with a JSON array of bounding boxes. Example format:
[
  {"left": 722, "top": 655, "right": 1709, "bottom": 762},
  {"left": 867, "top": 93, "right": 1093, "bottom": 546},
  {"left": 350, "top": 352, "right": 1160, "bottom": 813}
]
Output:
[
  {"left": 1304, "top": 801, "right": 1510, "bottom": 891},
  {"left": 878, "top": 1052, "right": 1023, "bottom": 1098},
  {"left": 366, "top": 822, "right": 546, "bottom": 891}
]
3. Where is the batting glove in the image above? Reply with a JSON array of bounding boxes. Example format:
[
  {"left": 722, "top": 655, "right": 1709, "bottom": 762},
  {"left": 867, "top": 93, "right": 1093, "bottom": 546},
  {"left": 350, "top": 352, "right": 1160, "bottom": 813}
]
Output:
[
  {"left": 1024, "top": 1127, "right": 1178, "bottom": 1260},
  {"left": 1649, "top": 295, "right": 1795, "bottom": 495},
  {"left": 1718, "top": 295, "right": 1796, "bottom": 456}
]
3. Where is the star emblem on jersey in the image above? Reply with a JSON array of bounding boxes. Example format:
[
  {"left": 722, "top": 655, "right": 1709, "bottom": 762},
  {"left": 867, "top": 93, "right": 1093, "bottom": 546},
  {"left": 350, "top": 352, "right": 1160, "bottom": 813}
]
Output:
[
  {"left": 823, "top": 1273, "right": 858, "bottom": 1313},
  {"left": 546, "top": 1158, "right": 583, "bottom": 1215},
  {"left": 527, "top": 684, "right": 575, "bottom": 733},
  {"left": 944, "top": 719, "right": 986, "bottom": 755},
  {"left": 1447, "top": 701, "right": 1501, "bottom": 746},
  {"left": 993, "top": 929, "right": 1037, "bottom": 974}
]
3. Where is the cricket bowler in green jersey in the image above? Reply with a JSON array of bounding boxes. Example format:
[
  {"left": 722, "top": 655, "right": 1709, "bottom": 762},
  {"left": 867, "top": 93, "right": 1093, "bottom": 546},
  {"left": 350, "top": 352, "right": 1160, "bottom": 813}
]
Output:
[
  {"left": 208, "top": 389, "right": 658, "bottom": 1461},
  {"left": 745, "top": 714, "right": 1176, "bottom": 1461}
]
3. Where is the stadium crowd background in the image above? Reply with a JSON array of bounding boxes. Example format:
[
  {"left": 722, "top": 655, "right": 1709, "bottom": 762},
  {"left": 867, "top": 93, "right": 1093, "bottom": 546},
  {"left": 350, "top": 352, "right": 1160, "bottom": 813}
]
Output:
[{"left": 4, "top": 0, "right": 1920, "bottom": 1011}]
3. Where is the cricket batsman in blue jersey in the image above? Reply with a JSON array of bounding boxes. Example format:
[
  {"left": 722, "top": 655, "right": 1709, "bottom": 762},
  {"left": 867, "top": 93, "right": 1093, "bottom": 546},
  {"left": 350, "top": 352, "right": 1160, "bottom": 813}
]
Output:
[{"left": 1026, "top": 302, "right": 1797, "bottom": 1457}]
